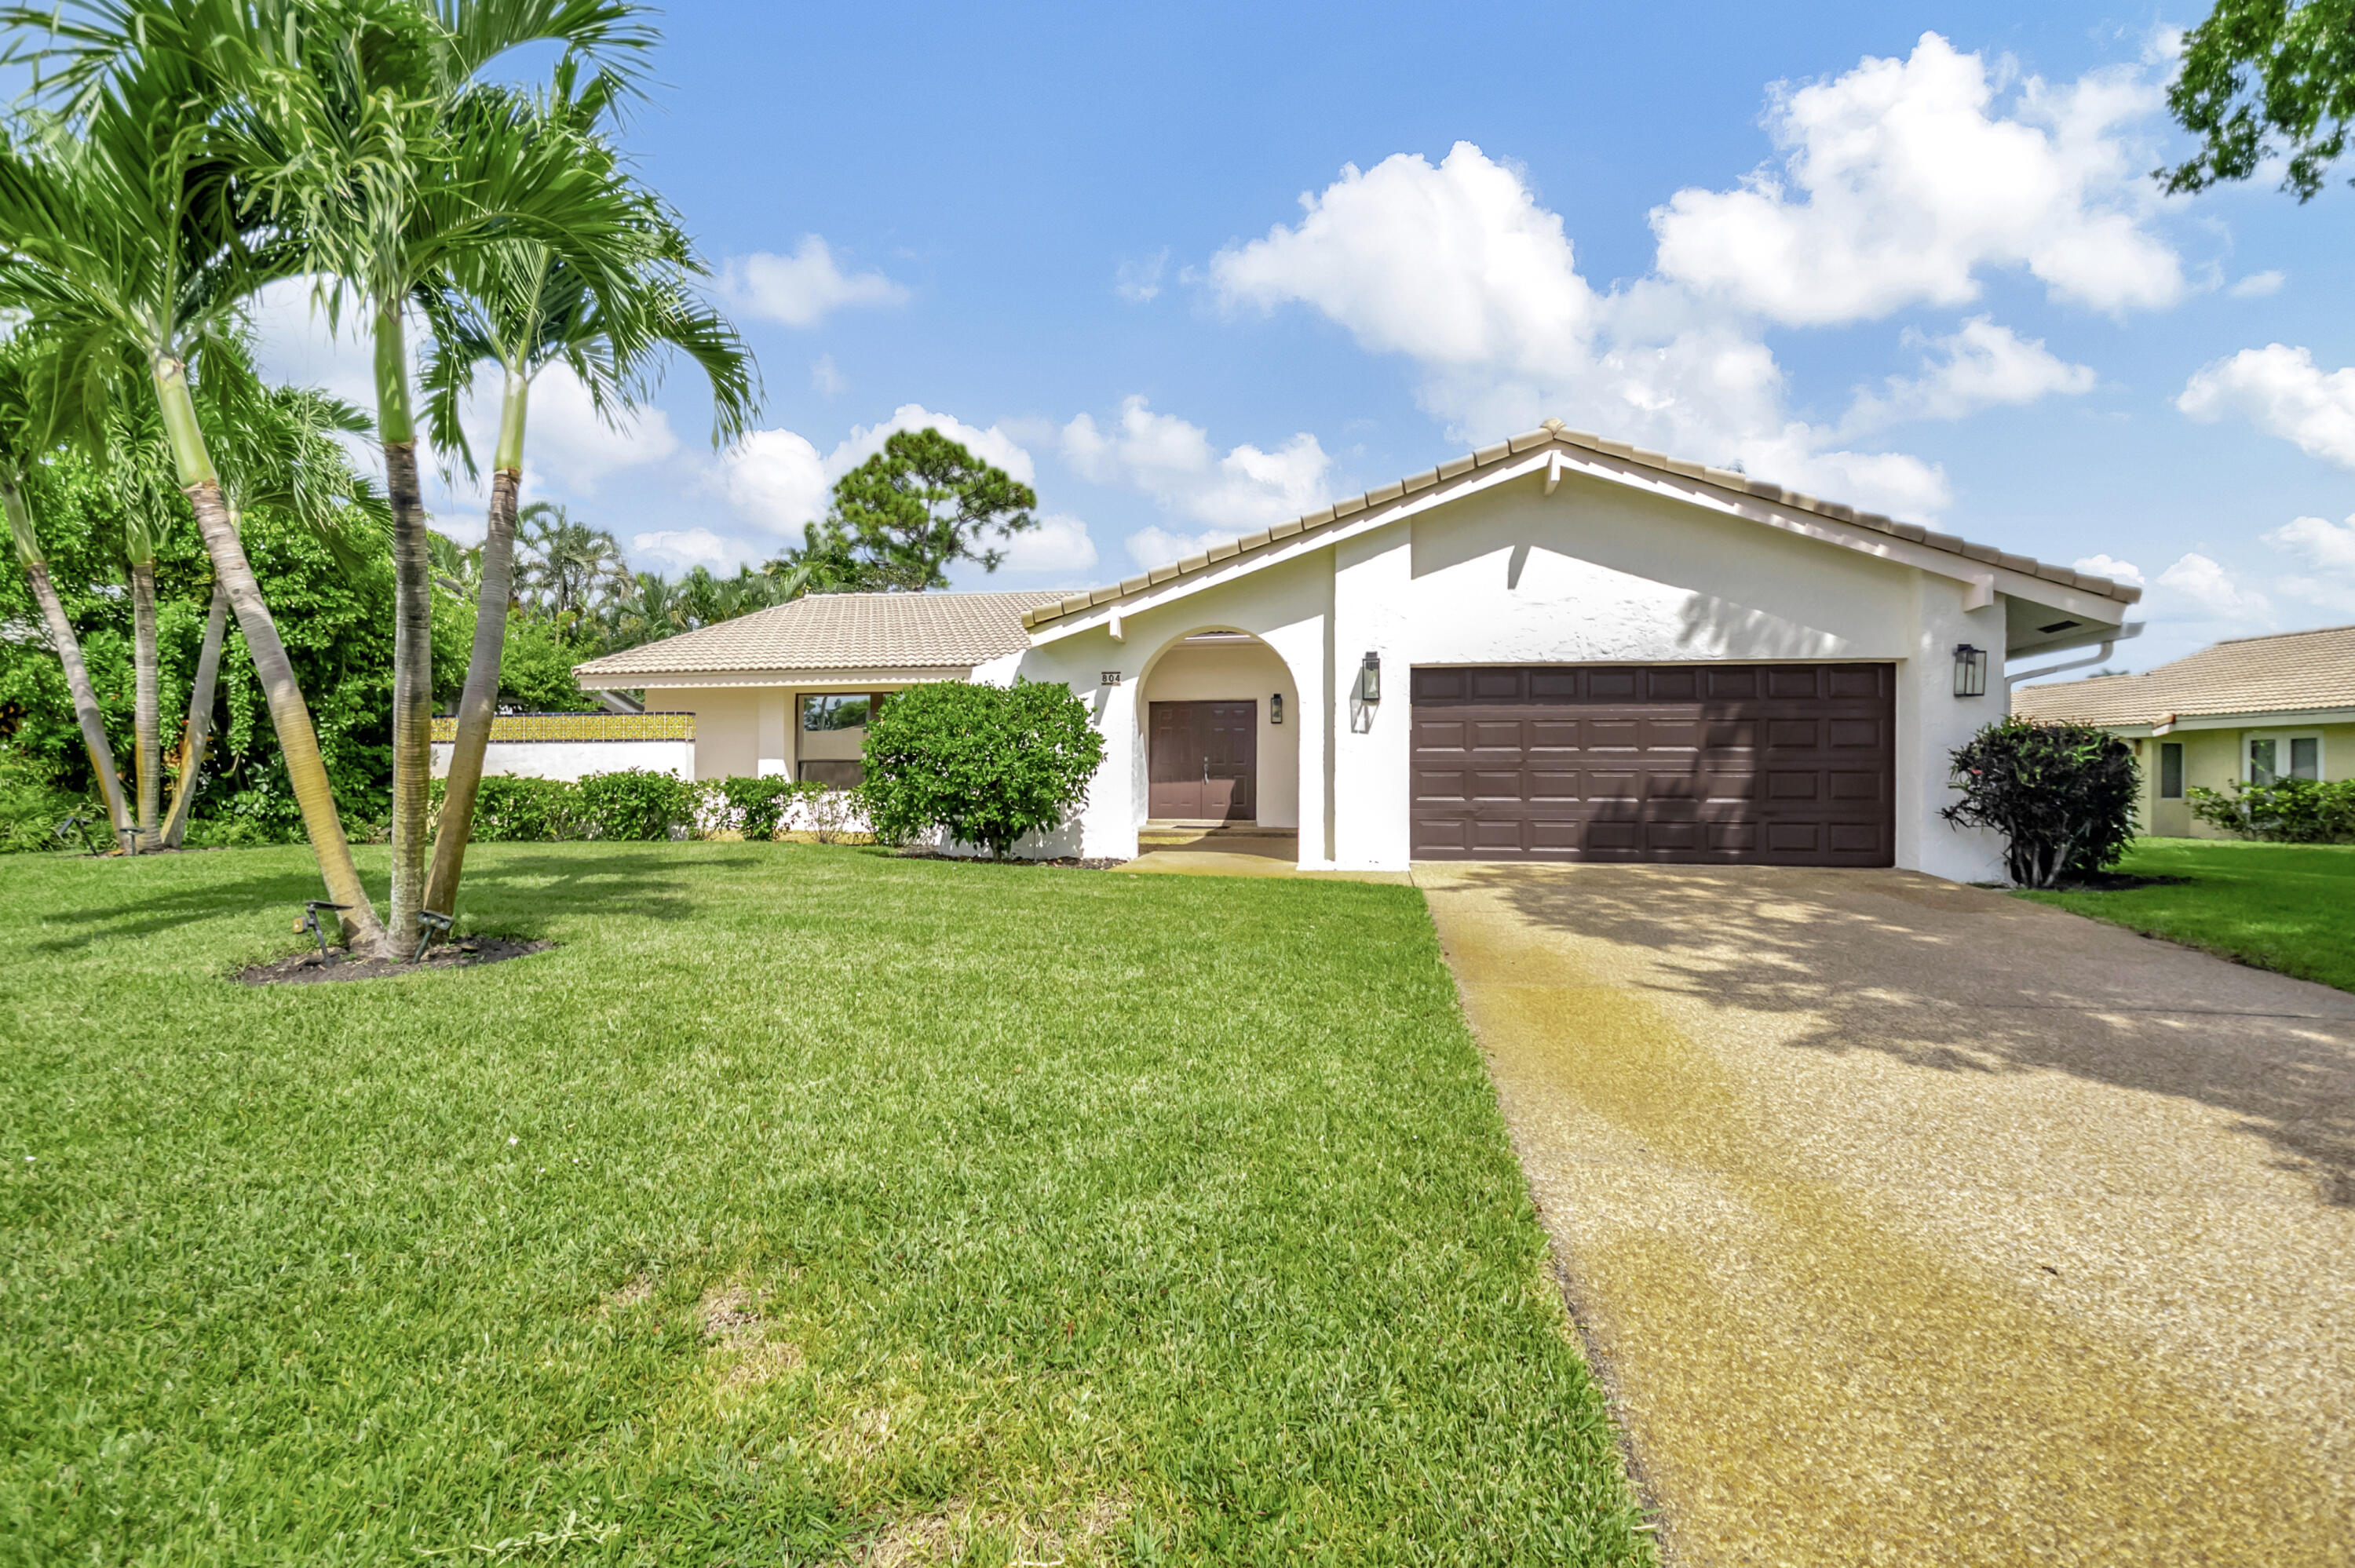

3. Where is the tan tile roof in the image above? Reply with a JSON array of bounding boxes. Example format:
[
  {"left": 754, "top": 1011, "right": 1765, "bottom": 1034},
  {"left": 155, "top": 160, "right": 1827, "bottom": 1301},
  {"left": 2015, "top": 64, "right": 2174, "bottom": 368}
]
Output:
[
  {"left": 2014, "top": 624, "right": 2355, "bottom": 726},
  {"left": 573, "top": 590, "right": 1072, "bottom": 680},
  {"left": 1022, "top": 419, "right": 2144, "bottom": 630}
]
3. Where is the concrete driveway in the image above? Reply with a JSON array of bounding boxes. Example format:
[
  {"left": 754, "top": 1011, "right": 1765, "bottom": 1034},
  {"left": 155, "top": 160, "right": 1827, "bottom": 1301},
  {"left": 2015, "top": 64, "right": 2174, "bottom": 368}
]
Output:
[{"left": 1416, "top": 863, "right": 2355, "bottom": 1567}]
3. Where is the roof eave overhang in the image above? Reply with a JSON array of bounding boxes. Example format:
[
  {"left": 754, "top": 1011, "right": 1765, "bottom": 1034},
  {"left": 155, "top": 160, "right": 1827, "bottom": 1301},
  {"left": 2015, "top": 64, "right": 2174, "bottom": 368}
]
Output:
[
  {"left": 571, "top": 663, "right": 980, "bottom": 691},
  {"left": 2152, "top": 705, "right": 2355, "bottom": 733},
  {"left": 1030, "top": 443, "right": 2135, "bottom": 648}
]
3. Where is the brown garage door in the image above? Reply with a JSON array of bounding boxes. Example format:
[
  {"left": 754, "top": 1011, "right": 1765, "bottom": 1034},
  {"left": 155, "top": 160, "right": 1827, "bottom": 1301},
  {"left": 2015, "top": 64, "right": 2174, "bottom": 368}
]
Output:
[{"left": 1411, "top": 664, "right": 1895, "bottom": 864}]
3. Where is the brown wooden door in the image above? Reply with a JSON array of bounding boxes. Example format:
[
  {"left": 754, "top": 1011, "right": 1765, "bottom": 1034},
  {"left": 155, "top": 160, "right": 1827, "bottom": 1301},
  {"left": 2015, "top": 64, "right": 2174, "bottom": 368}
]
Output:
[
  {"left": 1409, "top": 664, "right": 1894, "bottom": 864},
  {"left": 1149, "top": 701, "right": 1258, "bottom": 821}
]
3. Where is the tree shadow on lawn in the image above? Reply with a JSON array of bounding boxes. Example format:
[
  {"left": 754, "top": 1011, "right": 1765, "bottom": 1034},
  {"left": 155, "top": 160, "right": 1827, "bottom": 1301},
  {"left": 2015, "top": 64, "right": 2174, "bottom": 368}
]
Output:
[
  {"left": 1463, "top": 863, "right": 2355, "bottom": 1206},
  {"left": 24, "top": 848, "right": 744, "bottom": 956}
]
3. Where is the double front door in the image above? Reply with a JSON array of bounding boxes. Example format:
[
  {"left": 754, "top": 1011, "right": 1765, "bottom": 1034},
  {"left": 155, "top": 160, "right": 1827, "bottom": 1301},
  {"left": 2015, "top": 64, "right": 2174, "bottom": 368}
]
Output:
[{"left": 1149, "top": 700, "right": 1258, "bottom": 822}]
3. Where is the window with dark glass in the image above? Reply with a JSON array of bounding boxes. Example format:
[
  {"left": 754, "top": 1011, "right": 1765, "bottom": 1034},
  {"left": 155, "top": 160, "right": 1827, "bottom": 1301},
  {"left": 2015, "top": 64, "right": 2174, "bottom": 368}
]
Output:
[
  {"left": 2159, "top": 742, "right": 2183, "bottom": 799},
  {"left": 802, "top": 694, "right": 871, "bottom": 731},
  {"left": 2250, "top": 738, "right": 2278, "bottom": 785},
  {"left": 2291, "top": 737, "right": 2320, "bottom": 780}
]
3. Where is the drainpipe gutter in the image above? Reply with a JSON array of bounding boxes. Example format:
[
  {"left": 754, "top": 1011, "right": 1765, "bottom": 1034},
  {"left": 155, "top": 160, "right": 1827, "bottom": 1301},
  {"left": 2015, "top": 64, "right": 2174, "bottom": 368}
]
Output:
[{"left": 2004, "top": 622, "right": 2143, "bottom": 697}]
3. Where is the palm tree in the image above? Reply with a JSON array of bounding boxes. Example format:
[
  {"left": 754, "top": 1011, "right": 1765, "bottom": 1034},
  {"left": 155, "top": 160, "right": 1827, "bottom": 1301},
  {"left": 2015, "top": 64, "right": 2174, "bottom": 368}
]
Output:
[
  {"left": 415, "top": 63, "right": 755, "bottom": 921},
  {"left": 239, "top": 0, "right": 656, "bottom": 950},
  {"left": 0, "top": 5, "right": 389, "bottom": 947},
  {"left": 0, "top": 332, "right": 131, "bottom": 845},
  {"left": 513, "top": 502, "right": 632, "bottom": 623},
  {"left": 158, "top": 337, "right": 389, "bottom": 848},
  {"left": 102, "top": 394, "right": 186, "bottom": 850}
]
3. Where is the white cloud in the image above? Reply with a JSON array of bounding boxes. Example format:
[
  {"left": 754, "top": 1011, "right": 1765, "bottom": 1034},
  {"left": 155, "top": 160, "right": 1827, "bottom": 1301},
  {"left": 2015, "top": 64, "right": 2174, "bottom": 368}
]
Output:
[
  {"left": 1844, "top": 316, "right": 2096, "bottom": 432},
  {"left": 710, "top": 427, "right": 828, "bottom": 535},
  {"left": 2156, "top": 551, "right": 2271, "bottom": 623},
  {"left": 2267, "top": 513, "right": 2355, "bottom": 614},
  {"left": 811, "top": 354, "right": 846, "bottom": 397},
  {"left": 517, "top": 364, "right": 679, "bottom": 497},
  {"left": 1115, "top": 249, "right": 1169, "bottom": 303},
  {"left": 707, "top": 403, "right": 1039, "bottom": 542},
  {"left": 992, "top": 512, "right": 1097, "bottom": 575},
  {"left": 718, "top": 237, "right": 907, "bottom": 329},
  {"left": 2228, "top": 270, "right": 2286, "bottom": 298},
  {"left": 1062, "top": 397, "right": 1331, "bottom": 528},
  {"left": 2072, "top": 552, "right": 2145, "bottom": 587},
  {"left": 826, "top": 403, "right": 1036, "bottom": 486},
  {"left": 629, "top": 527, "right": 744, "bottom": 572},
  {"left": 2178, "top": 344, "right": 2355, "bottom": 470},
  {"left": 1126, "top": 525, "right": 1243, "bottom": 570},
  {"left": 1207, "top": 142, "right": 1947, "bottom": 520},
  {"left": 1652, "top": 33, "right": 2182, "bottom": 323}
]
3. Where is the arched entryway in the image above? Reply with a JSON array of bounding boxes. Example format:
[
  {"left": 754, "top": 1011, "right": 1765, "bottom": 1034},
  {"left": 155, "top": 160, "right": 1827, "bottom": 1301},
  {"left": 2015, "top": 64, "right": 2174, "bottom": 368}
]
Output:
[{"left": 1136, "top": 629, "right": 1300, "bottom": 829}]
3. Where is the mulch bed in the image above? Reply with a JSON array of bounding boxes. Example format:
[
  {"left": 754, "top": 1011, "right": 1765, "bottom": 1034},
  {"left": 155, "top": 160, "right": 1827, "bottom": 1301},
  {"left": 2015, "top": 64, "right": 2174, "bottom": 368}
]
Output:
[{"left": 238, "top": 936, "right": 553, "bottom": 986}]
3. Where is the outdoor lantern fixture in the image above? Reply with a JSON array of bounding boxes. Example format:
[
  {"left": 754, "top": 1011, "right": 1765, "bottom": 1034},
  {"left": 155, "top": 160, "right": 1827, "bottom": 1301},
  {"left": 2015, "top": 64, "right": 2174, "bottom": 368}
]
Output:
[
  {"left": 1952, "top": 643, "right": 1988, "bottom": 698},
  {"left": 1358, "top": 651, "right": 1382, "bottom": 704},
  {"left": 1270, "top": 691, "right": 1283, "bottom": 725}
]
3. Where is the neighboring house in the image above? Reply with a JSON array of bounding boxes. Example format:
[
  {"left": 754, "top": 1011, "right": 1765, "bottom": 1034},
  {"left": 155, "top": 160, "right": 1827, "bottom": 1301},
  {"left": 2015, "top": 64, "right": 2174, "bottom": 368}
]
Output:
[
  {"left": 2013, "top": 625, "right": 2355, "bottom": 837},
  {"left": 575, "top": 419, "right": 2142, "bottom": 878}
]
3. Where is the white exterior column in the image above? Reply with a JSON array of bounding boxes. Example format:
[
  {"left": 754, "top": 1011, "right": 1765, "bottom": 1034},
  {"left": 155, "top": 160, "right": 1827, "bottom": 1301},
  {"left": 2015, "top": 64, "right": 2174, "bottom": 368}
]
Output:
[
  {"left": 1331, "top": 520, "right": 1414, "bottom": 870},
  {"left": 1900, "top": 574, "right": 2006, "bottom": 881},
  {"left": 1259, "top": 616, "right": 1330, "bottom": 867},
  {"left": 757, "top": 689, "right": 790, "bottom": 779}
]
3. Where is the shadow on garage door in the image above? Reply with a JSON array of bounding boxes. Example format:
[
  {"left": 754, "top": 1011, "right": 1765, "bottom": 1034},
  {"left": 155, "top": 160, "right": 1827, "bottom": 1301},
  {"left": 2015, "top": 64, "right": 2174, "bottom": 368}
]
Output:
[{"left": 1410, "top": 663, "right": 1896, "bottom": 865}]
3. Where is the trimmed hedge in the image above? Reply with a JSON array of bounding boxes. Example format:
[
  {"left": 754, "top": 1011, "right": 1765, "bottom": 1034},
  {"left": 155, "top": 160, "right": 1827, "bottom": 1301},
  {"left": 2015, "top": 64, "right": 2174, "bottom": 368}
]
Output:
[{"left": 426, "top": 771, "right": 840, "bottom": 844}]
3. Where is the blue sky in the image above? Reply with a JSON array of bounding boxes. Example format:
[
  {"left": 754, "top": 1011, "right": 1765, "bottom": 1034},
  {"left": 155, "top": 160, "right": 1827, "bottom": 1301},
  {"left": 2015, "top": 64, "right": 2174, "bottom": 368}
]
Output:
[{"left": 254, "top": 1, "right": 2355, "bottom": 669}]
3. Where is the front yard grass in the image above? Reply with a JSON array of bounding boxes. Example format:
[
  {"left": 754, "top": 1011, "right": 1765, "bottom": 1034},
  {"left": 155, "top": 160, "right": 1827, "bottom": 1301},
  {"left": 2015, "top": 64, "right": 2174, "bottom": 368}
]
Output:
[
  {"left": 0, "top": 842, "right": 1648, "bottom": 1565},
  {"left": 2016, "top": 837, "right": 2355, "bottom": 994}
]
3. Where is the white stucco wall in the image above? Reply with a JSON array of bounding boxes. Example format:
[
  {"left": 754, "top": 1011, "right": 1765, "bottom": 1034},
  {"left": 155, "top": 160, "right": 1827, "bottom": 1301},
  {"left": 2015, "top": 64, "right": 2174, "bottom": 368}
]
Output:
[{"left": 429, "top": 738, "right": 692, "bottom": 782}]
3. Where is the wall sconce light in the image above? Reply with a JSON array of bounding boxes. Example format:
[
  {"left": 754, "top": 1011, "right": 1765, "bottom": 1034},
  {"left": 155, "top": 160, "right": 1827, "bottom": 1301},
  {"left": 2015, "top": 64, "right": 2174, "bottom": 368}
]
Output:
[
  {"left": 1358, "top": 651, "right": 1382, "bottom": 703},
  {"left": 1100, "top": 670, "right": 1122, "bottom": 686},
  {"left": 1270, "top": 691, "right": 1283, "bottom": 725},
  {"left": 1952, "top": 644, "right": 1988, "bottom": 698}
]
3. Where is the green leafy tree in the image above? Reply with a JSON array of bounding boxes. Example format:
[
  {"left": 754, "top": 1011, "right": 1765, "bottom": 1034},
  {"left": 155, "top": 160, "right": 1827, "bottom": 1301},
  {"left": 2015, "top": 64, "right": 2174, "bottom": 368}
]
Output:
[
  {"left": 513, "top": 502, "right": 632, "bottom": 622},
  {"left": 859, "top": 677, "right": 1106, "bottom": 860},
  {"left": 772, "top": 428, "right": 1037, "bottom": 593},
  {"left": 2162, "top": 0, "right": 2355, "bottom": 198}
]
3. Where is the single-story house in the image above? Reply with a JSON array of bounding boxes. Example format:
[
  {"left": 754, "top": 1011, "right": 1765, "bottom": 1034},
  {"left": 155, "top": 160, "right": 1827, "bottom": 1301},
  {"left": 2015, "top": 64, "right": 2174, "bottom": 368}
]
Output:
[
  {"left": 2013, "top": 624, "right": 2355, "bottom": 837},
  {"left": 575, "top": 419, "right": 2143, "bottom": 878}
]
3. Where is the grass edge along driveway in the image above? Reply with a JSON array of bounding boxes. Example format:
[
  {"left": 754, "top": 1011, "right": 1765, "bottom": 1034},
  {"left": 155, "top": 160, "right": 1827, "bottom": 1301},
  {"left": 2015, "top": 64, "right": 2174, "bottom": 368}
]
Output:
[
  {"left": 0, "top": 841, "right": 1652, "bottom": 1566},
  {"left": 2015, "top": 837, "right": 2355, "bottom": 994}
]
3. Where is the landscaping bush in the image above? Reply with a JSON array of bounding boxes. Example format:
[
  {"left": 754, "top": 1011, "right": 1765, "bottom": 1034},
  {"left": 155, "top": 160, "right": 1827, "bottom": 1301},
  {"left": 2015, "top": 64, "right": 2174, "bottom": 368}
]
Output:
[
  {"left": 467, "top": 776, "right": 582, "bottom": 842},
  {"left": 0, "top": 746, "right": 100, "bottom": 853},
  {"left": 1943, "top": 716, "right": 2139, "bottom": 888},
  {"left": 708, "top": 775, "right": 818, "bottom": 841},
  {"left": 859, "top": 677, "right": 1106, "bottom": 859},
  {"left": 2187, "top": 776, "right": 2355, "bottom": 843},
  {"left": 575, "top": 768, "right": 701, "bottom": 841}
]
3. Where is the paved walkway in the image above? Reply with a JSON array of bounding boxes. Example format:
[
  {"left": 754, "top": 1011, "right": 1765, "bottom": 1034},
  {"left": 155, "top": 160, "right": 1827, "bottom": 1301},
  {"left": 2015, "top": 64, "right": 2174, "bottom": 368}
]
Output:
[{"left": 1416, "top": 863, "right": 2355, "bottom": 1566}]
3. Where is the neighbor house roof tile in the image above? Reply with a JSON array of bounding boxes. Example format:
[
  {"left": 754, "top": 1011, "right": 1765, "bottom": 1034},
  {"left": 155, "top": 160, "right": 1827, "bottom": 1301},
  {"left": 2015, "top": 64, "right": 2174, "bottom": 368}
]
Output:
[
  {"left": 1020, "top": 419, "right": 2145, "bottom": 630},
  {"left": 2012, "top": 624, "right": 2355, "bottom": 727},
  {"left": 571, "top": 590, "right": 1072, "bottom": 681}
]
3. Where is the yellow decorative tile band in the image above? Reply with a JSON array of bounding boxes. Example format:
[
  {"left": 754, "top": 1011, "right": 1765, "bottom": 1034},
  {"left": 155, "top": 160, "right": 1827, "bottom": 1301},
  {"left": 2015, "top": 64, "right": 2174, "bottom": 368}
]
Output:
[{"left": 429, "top": 712, "right": 696, "bottom": 744}]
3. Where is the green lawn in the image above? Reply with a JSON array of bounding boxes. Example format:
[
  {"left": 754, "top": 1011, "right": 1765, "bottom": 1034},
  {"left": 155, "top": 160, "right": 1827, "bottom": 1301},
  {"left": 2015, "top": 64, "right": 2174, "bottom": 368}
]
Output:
[
  {"left": 2017, "top": 837, "right": 2355, "bottom": 994},
  {"left": 0, "top": 842, "right": 1647, "bottom": 1565}
]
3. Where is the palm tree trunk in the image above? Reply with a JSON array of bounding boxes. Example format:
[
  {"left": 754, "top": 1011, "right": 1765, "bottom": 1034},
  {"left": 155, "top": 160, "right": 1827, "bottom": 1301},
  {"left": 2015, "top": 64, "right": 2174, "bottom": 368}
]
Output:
[
  {"left": 160, "top": 582, "right": 228, "bottom": 848},
  {"left": 154, "top": 354, "right": 389, "bottom": 953},
  {"left": 424, "top": 374, "right": 527, "bottom": 923},
  {"left": 129, "top": 560, "right": 161, "bottom": 851},
  {"left": 375, "top": 304, "right": 433, "bottom": 951},
  {"left": 9, "top": 474, "right": 131, "bottom": 844}
]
